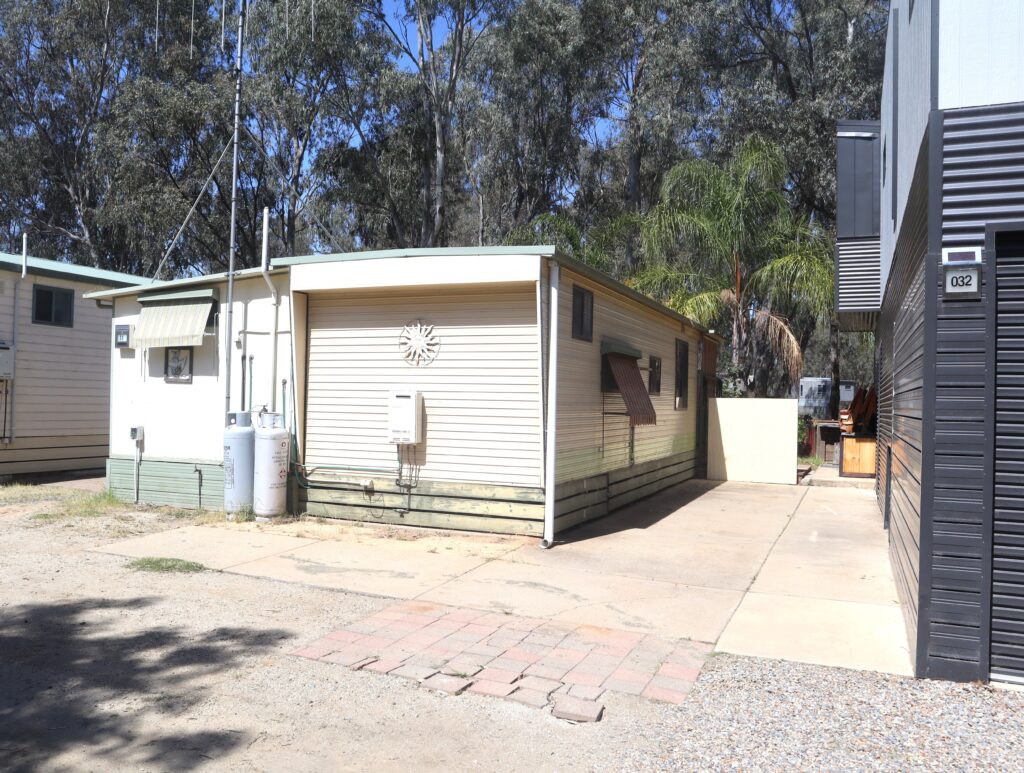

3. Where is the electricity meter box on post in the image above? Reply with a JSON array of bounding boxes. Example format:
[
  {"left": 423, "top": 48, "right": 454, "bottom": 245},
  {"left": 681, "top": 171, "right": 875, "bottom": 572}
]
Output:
[
  {"left": 388, "top": 390, "right": 423, "bottom": 445},
  {"left": 254, "top": 412, "right": 289, "bottom": 516},
  {"left": 224, "top": 411, "right": 255, "bottom": 513}
]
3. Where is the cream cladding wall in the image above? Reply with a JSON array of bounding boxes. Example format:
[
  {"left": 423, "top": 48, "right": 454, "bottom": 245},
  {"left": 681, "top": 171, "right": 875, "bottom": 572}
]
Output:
[
  {"left": 555, "top": 269, "right": 698, "bottom": 484},
  {"left": 304, "top": 285, "right": 543, "bottom": 487}
]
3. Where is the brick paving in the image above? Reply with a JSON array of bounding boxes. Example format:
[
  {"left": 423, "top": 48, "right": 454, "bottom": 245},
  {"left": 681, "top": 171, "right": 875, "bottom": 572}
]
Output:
[{"left": 288, "top": 600, "right": 711, "bottom": 721}]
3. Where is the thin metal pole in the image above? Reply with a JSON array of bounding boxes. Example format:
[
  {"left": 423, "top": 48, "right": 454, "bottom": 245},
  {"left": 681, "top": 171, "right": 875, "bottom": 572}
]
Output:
[{"left": 225, "top": 0, "right": 247, "bottom": 421}]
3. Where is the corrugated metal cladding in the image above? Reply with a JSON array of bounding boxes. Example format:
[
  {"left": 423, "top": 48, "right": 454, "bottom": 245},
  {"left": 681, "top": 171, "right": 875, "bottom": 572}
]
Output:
[
  {"left": 836, "top": 238, "right": 882, "bottom": 331},
  {"left": 304, "top": 286, "right": 543, "bottom": 487},
  {"left": 555, "top": 269, "right": 699, "bottom": 485},
  {"left": 605, "top": 353, "right": 657, "bottom": 426},
  {"left": 993, "top": 232, "right": 1024, "bottom": 682},
  {"left": 875, "top": 147, "right": 929, "bottom": 663},
  {"left": 936, "top": 104, "right": 1024, "bottom": 681}
]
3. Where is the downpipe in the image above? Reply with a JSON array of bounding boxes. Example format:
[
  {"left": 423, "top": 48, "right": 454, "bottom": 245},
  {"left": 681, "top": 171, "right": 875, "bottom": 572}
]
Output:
[{"left": 541, "top": 261, "right": 559, "bottom": 549}]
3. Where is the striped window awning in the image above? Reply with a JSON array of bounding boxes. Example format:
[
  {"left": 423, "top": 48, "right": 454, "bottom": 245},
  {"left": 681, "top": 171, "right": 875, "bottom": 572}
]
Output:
[
  {"left": 133, "top": 299, "right": 212, "bottom": 349},
  {"left": 605, "top": 352, "right": 657, "bottom": 427}
]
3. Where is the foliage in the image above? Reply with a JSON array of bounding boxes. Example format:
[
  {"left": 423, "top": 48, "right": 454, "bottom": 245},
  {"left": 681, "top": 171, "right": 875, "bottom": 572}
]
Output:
[
  {"left": 127, "top": 557, "right": 207, "bottom": 573},
  {"left": 0, "top": 0, "right": 887, "bottom": 393},
  {"left": 32, "top": 490, "right": 124, "bottom": 521},
  {"left": 636, "top": 135, "right": 821, "bottom": 393}
]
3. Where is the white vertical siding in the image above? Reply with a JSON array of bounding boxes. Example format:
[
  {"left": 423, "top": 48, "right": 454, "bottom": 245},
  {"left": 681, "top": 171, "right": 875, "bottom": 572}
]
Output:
[
  {"left": 108, "top": 274, "right": 294, "bottom": 461},
  {"left": 554, "top": 269, "right": 699, "bottom": 484},
  {"left": 939, "top": 0, "right": 1024, "bottom": 110},
  {"left": 304, "top": 286, "right": 543, "bottom": 487}
]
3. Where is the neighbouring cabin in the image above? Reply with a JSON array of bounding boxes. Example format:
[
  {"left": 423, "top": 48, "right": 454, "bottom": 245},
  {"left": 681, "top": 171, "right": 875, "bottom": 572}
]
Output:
[
  {"left": 94, "top": 247, "right": 719, "bottom": 542},
  {"left": 0, "top": 253, "right": 144, "bottom": 476},
  {"left": 835, "top": 0, "right": 1024, "bottom": 685}
]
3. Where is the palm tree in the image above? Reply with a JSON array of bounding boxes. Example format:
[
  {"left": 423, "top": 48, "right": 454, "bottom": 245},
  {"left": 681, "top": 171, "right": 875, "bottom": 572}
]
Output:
[{"left": 636, "top": 135, "right": 830, "bottom": 394}]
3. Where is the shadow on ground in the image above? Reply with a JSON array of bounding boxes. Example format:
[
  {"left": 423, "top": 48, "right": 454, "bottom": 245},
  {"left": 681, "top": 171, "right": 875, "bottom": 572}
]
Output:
[
  {"left": 557, "top": 479, "right": 723, "bottom": 545},
  {"left": 0, "top": 597, "right": 290, "bottom": 771}
]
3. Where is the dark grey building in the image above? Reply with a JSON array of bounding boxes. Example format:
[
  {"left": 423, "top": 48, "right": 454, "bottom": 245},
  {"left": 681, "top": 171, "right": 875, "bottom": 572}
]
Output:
[{"left": 835, "top": 0, "right": 1024, "bottom": 685}]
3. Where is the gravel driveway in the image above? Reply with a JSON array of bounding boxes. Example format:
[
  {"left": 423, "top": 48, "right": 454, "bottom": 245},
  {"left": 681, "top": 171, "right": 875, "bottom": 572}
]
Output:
[{"left": 1, "top": 484, "right": 1021, "bottom": 771}]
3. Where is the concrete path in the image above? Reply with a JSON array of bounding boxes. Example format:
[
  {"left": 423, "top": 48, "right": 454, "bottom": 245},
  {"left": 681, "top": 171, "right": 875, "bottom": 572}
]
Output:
[{"left": 97, "top": 480, "right": 912, "bottom": 676}]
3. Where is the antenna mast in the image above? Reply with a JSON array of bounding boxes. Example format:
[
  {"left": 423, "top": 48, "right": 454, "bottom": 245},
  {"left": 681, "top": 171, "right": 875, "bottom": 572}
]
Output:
[{"left": 224, "top": 0, "right": 247, "bottom": 420}]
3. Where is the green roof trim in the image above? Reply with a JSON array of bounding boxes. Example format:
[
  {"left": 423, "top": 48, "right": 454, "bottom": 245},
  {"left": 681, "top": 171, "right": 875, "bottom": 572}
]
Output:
[
  {"left": 138, "top": 288, "right": 219, "bottom": 304},
  {"left": 601, "top": 338, "right": 643, "bottom": 359},
  {"left": 272, "top": 245, "right": 557, "bottom": 267},
  {"left": 84, "top": 266, "right": 285, "bottom": 300},
  {"left": 0, "top": 252, "right": 145, "bottom": 287}
]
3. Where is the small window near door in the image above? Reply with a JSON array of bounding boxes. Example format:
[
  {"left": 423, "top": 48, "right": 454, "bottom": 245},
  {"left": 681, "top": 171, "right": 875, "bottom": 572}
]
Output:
[
  {"left": 675, "top": 340, "right": 689, "bottom": 410},
  {"left": 572, "top": 285, "right": 593, "bottom": 342},
  {"left": 32, "top": 285, "right": 74, "bottom": 327},
  {"left": 648, "top": 356, "right": 662, "bottom": 395}
]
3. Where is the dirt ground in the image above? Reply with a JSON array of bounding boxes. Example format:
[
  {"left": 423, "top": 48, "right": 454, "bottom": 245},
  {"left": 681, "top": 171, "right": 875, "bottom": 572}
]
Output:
[
  {"left": 0, "top": 485, "right": 674, "bottom": 772},
  {"left": 2, "top": 483, "right": 1022, "bottom": 772}
]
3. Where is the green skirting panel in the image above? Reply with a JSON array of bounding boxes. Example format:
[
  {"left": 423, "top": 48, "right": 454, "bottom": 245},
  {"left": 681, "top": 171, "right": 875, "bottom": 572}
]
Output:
[
  {"left": 298, "top": 474, "right": 545, "bottom": 536},
  {"left": 553, "top": 449, "right": 699, "bottom": 534},
  {"left": 107, "top": 456, "right": 224, "bottom": 510}
]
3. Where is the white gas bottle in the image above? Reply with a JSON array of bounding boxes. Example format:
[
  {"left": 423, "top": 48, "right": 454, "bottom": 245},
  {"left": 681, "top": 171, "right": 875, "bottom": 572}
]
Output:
[
  {"left": 224, "top": 411, "right": 255, "bottom": 514},
  {"left": 254, "top": 412, "right": 289, "bottom": 516}
]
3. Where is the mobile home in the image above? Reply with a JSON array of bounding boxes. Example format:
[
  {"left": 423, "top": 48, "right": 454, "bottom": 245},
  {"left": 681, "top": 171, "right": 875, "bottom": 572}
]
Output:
[
  {"left": 834, "top": 0, "right": 1024, "bottom": 683},
  {"left": 89, "top": 247, "right": 719, "bottom": 543},
  {"left": 0, "top": 251, "right": 144, "bottom": 476}
]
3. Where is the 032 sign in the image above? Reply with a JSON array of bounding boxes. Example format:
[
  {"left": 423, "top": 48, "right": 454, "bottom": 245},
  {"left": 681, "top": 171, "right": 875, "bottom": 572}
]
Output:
[{"left": 944, "top": 266, "right": 981, "bottom": 299}]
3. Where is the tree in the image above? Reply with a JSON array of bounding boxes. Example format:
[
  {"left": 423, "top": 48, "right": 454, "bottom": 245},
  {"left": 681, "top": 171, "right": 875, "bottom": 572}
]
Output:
[
  {"left": 363, "top": 0, "right": 510, "bottom": 247},
  {"left": 693, "top": 0, "right": 888, "bottom": 224},
  {"left": 637, "top": 135, "right": 802, "bottom": 393}
]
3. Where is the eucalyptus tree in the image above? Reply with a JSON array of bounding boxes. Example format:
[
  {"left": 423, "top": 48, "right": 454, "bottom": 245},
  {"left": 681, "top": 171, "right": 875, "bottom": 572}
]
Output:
[
  {"left": 594, "top": 0, "right": 703, "bottom": 269},
  {"left": 245, "top": 0, "right": 383, "bottom": 257},
  {"left": 360, "top": 0, "right": 512, "bottom": 247},
  {"left": 693, "top": 0, "right": 888, "bottom": 223},
  {"left": 454, "top": 0, "right": 615, "bottom": 245},
  {"left": 0, "top": 0, "right": 223, "bottom": 273},
  {"left": 636, "top": 135, "right": 803, "bottom": 393}
]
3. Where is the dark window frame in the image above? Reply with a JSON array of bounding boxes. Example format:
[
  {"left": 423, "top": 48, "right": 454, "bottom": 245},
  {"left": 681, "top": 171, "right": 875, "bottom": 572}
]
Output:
[
  {"left": 571, "top": 285, "right": 594, "bottom": 342},
  {"left": 675, "top": 339, "right": 689, "bottom": 410},
  {"left": 31, "top": 284, "right": 74, "bottom": 328},
  {"left": 648, "top": 355, "right": 662, "bottom": 395}
]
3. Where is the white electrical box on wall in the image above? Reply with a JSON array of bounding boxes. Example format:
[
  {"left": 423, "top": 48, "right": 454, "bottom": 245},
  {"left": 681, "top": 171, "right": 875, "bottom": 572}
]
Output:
[
  {"left": 388, "top": 389, "right": 423, "bottom": 445},
  {"left": 0, "top": 343, "right": 14, "bottom": 380}
]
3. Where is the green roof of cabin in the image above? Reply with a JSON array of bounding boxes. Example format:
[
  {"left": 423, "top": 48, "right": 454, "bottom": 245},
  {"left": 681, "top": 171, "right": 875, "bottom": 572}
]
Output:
[
  {"left": 83, "top": 266, "right": 285, "bottom": 299},
  {"left": 0, "top": 252, "right": 145, "bottom": 287}
]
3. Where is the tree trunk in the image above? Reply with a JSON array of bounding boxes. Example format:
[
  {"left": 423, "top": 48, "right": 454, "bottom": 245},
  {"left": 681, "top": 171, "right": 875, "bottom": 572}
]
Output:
[
  {"left": 624, "top": 139, "right": 642, "bottom": 271},
  {"left": 432, "top": 112, "right": 446, "bottom": 247},
  {"left": 829, "top": 320, "right": 841, "bottom": 419}
]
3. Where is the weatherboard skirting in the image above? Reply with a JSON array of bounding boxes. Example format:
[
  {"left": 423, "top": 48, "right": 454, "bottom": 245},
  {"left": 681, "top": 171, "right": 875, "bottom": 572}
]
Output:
[
  {"left": 553, "top": 450, "right": 699, "bottom": 533},
  {"left": 107, "top": 456, "right": 224, "bottom": 510},
  {"left": 298, "top": 475, "right": 545, "bottom": 536},
  {"left": 0, "top": 434, "right": 108, "bottom": 476}
]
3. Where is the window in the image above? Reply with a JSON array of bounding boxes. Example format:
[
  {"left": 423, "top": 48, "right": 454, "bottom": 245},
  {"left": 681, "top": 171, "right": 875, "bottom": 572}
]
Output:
[
  {"left": 675, "top": 340, "right": 689, "bottom": 410},
  {"left": 32, "top": 285, "right": 74, "bottom": 327},
  {"left": 571, "top": 285, "right": 593, "bottom": 342},
  {"left": 648, "top": 356, "right": 662, "bottom": 395}
]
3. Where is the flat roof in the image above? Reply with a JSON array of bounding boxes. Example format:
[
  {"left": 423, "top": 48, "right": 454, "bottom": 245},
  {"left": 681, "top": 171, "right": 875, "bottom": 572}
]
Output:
[
  {"left": 278, "top": 245, "right": 720, "bottom": 340},
  {"left": 84, "top": 246, "right": 722, "bottom": 341},
  {"left": 0, "top": 252, "right": 146, "bottom": 287},
  {"left": 272, "top": 245, "right": 557, "bottom": 267},
  {"left": 84, "top": 266, "right": 286, "bottom": 300}
]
